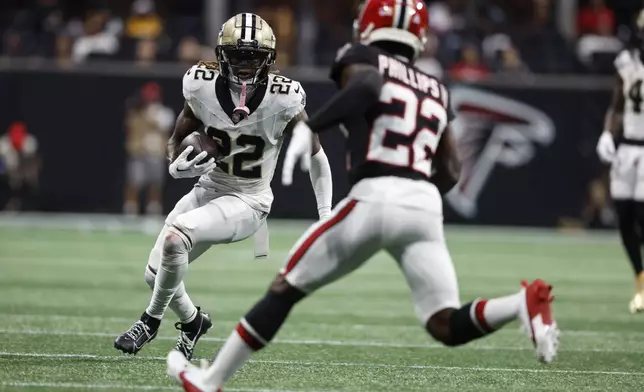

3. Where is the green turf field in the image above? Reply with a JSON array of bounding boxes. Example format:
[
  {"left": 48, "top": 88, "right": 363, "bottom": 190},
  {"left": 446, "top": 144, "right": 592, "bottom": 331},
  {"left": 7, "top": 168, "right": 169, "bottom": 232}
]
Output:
[{"left": 0, "top": 223, "right": 642, "bottom": 391}]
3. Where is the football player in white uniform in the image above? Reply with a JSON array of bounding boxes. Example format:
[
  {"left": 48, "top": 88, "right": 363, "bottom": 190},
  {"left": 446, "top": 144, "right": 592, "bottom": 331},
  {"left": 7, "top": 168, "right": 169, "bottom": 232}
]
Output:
[
  {"left": 597, "top": 9, "right": 644, "bottom": 313},
  {"left": 114, "top": 13, "right": 333, "bottom": 359},
  {"left": 167, "top": 2, "right": 559, "bottom": 390}
]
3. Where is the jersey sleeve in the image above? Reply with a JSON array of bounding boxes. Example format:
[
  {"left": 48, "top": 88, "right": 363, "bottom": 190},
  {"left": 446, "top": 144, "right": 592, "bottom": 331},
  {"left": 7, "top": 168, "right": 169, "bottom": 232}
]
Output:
[
  {"left": 330, "top": 44, "right": 380, "bottom": 86},
  {"left": 280, "top": 80, "right": 307, "bottom": 124},
  {"left": 268, "top": 77, "right": 307, "bottom": 137},
  {"left": 441, "top": 84, "right": 456, "bottom": 122},
  {"left": 182, "top": 64, "right": 216, "bottom": 121},
  {"left": 614, "top": 50, "right": 633, "bottom": 79}
]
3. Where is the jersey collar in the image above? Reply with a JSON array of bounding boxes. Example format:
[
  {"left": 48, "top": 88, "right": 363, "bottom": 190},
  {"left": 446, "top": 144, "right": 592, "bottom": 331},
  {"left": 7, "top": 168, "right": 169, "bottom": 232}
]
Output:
[{"left": 215, "top": 76, "right": 268, "bottom": 123}]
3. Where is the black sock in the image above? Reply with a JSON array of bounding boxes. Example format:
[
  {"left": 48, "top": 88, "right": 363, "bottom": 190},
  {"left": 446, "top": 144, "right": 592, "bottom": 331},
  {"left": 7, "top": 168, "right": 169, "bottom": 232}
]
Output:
[
  {"left": 181, "top": 308, "right": 201, "bottom": 330},
  {"left": 447, "top": 302, "right": 490, "bottom": 346},
  {"left": 615, "top": 200, "right": 643, "bottom": 276},
  {"left": 141, "top": 311, "right": 161, "bottom": 330},
  {"left": 240, "top": 287, "right": 306, "bottom": 349}
]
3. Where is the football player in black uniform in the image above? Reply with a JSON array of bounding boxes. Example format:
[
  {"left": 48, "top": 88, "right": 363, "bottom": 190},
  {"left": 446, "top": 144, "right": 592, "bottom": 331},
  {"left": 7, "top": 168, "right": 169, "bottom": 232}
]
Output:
[{"left": 166, "top": 1, "right": 560, "bottom": 390}]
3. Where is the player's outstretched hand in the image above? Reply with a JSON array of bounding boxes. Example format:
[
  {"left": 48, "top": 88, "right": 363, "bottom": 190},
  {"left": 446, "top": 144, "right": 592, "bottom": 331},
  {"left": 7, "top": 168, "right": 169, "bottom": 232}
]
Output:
[
  {"left": 282, "top": 121, "right": 313, "bottom": 186},
  {"left": 169, "top": 145, "right": 217, "bottom": 179},
  {"left": 596, "top": 131, "right": 616, "bottom": 163}
]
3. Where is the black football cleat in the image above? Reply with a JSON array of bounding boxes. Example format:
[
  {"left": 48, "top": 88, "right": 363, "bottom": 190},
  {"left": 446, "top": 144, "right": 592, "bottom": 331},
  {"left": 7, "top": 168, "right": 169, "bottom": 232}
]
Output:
[
  {"left": 174, "top": 307, "right": 213, "bottom": 360},
  {"left": 114, "top": 312, "right": 160, "bottom": 355}
]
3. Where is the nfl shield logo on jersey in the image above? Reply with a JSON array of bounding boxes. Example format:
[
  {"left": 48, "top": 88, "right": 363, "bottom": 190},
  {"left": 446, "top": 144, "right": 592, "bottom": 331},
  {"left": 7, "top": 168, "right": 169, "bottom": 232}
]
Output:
[{"left": 446, "top": 87, "right": 556, "bottom": 218}]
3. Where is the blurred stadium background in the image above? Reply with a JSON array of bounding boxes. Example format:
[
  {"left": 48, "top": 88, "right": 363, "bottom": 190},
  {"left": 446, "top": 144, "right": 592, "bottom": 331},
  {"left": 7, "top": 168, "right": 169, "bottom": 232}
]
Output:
[
  {"left": 1, "top": 1, "right": 644, "bottom": 391},
  {"left": 0, "top": 0, "right": 639, "bottom": 228}
]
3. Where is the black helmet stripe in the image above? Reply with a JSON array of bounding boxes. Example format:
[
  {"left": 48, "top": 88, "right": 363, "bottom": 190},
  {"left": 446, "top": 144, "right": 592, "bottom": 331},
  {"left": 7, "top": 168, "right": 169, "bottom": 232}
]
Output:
[
  {"left": 241, "top": 13, "right": 247, "bottom": 39},
  {"left": 251, "top": 14, "right": 257, "bottom": 40}
]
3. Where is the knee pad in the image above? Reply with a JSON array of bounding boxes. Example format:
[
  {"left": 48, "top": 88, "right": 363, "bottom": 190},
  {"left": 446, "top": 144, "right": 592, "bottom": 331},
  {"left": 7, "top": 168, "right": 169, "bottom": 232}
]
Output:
[
  {"left": 163, "top": 226, "right": 192, "bottom": 259},
  {"left": 144, "top": 265, "right": 156, "bottom": 290}
]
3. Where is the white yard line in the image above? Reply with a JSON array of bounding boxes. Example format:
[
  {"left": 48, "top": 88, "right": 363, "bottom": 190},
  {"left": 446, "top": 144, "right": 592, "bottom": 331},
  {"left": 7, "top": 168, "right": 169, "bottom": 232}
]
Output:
[
  {"left": 1, "top": 382, "right": 174, "bottom": 391},
  {"left": 0, "top": 252, "right": 613, "bottom": 267},
  {"left": 0, "top": 328, "right": 638, "bottom": 354},
  {"left": 0, "top": 382, "right": 312, "bottom": 392},
  {"left": 1, "top": 313, "right": 642, "bottom": 338},
  {"left": 0, "top": 352, "right": 641, "bottom": 377},
  {"left": 0, "top": 213, "right": 620, "bottom": 245}
]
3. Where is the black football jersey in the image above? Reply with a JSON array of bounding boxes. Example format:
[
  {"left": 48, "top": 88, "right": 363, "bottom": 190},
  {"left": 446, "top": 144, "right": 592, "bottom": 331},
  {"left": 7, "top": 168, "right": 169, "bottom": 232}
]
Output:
[{"left": 330, "top": 44, "right": 454, "bottom": 186}]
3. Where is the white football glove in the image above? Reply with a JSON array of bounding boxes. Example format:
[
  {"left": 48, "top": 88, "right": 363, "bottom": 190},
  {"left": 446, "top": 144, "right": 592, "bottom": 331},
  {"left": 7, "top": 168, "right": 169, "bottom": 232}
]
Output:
[
  {"left": 596, "top": 131, "right": 616, "bottom": 163},
  {"left": 169, "top": 145, "right": 216, "bottom": 179},
  {"left": 282, "top": 121, "right": 313, "bottom": 186}
]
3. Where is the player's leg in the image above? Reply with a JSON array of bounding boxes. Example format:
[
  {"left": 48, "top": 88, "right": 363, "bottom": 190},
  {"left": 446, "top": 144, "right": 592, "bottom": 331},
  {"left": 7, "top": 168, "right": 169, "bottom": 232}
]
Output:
[
  {"left": 115, "top": 187, "right": 210, "bottom": 356},
  {"left": 144, "top": 156, "right": 165, "bottom": 215},
  {"left": 148, "top": 194, "right": 265, "bottom": 322},
  {"left": 609, "top": 146, "right": 643, "bottom": 312},
  {"left": 388, "top": 208, "right": 558, "bottom": 363},
  {"left": 146, "top": 194, "right": 265, "bottom": 358},
  {"left": 123, "top": 157, "right": 143, "bottom": 216},
  {"left": 630, "top": 150, "right": 644, "bottom": 311},
  {"left": 167, "top": 199, "right": 380, "bottom": 391}
]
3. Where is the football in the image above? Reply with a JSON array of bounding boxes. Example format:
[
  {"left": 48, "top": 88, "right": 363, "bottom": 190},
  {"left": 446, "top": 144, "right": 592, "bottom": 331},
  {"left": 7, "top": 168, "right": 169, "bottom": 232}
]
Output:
[{"left": 179, "top": 131, "right": 220, "bottom": 163}]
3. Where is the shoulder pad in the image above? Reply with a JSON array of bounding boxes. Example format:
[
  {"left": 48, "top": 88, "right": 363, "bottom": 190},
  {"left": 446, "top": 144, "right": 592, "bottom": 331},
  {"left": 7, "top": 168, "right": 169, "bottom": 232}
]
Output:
[{"left": 330, "top": 43, "right": 379, "bottom": 86}]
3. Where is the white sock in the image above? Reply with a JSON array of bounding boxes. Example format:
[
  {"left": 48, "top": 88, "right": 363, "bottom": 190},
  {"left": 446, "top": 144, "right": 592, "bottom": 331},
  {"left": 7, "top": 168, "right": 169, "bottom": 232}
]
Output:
[
  {"left": 145, "top": 232, "right": 190, "bottom": 319},
  {"left": 145, "top": 266, "right": 197, "bottom": 323},
  {"left": 204, "top": 327, "right": 255, "bottom": 388},
  {"left": 479, "top": 292, "right": 523, "bottom": 330},
  {"left": 170, "top": 284, "right": 198, "bottom": 324}
]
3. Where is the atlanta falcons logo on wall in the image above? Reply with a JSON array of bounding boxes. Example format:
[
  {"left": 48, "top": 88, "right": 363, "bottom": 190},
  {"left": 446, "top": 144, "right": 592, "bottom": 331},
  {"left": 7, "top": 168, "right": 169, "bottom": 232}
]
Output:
[{"left": 446, "top": 87, "right": 555, "bottom": 218}]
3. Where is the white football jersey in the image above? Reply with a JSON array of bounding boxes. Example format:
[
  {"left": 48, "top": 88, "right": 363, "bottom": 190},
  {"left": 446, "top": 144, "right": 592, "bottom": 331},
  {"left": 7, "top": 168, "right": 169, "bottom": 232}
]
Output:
[
  {"left": 615, "top": 49, "right": 644, "bottom": 140},
  {"left": 182, "top": 64, "right": 306, "bottom": 212}
]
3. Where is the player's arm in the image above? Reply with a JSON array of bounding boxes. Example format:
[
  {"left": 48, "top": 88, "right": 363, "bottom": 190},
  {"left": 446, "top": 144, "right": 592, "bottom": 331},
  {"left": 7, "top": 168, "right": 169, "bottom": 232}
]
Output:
[
  {"left": 604, "top": 75, "right": 624, "bottom": 137},
  {"left": 285, "top": 110, "right": 333, "bottom": 219},
  {"left": 306, "top": 63, "right": 383, "bottom": 133},
  {"left": 430, "top": 125, "right": 461, "bottom": 195},
  {"left": 597, "top": 75, "right": 624, "bottom": 163},
  {"left": 167, "top": 101, "right": 203, "bottom": 162}
]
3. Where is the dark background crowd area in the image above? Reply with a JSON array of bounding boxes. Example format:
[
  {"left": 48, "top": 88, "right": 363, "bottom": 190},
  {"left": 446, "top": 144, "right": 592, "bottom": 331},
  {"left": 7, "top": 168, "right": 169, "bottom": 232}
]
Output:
[{"left": 1, "top": 0, "right": 644, "bottom": 80}]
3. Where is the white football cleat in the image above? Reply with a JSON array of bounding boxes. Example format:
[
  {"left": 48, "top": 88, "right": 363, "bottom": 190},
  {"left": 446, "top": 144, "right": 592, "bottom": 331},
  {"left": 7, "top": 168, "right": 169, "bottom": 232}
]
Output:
[
  {"left": 167, "top": 350, "right": 221, "bottom": 392},
  {"left": 629, "top": 293, "right": 644, "bottom": 314},
  {"left": 518, "top": 279, "right": 560, "bottom": 364}
]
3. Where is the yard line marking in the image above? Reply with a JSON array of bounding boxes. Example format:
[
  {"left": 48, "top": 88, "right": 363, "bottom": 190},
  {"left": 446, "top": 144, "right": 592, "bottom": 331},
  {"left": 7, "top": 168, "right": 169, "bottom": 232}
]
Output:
[
  {"left": 0, "top": 329, "right": 640, "bottom": 354},
  {"left": 0, "top": 251, "right": 617, "bottom": 265},
  {"left": 0, "top": 382, "right": 314, "bottom": 392},
  {"left": 1, "top": 382, "right": 173, "bottom": 391},
  {"left": 1, "top": 313, "right": 641, "bottom": 338},
  {"left": 0, "top": 352, "right": 641, "bottom": 377}
]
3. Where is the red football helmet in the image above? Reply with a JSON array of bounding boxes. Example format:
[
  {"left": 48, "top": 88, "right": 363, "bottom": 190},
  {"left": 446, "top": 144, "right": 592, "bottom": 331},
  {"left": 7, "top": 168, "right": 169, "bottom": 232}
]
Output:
[{"left": 355, "top": 0, "right": 429, "bottom": 60}]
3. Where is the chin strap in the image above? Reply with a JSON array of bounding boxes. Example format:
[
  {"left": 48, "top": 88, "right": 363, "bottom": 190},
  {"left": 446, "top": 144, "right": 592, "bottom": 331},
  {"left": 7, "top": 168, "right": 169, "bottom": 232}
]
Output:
[{"left": 233, "top": 82, "right": 251, "bottom": 123}]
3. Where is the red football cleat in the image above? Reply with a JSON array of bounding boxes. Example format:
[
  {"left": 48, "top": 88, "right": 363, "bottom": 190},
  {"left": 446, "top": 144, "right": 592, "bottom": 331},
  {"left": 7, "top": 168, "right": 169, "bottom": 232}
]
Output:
[{"left": 518, "top": 279, "right": 560, "bottom": 363}]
